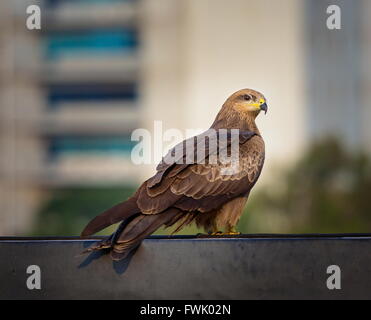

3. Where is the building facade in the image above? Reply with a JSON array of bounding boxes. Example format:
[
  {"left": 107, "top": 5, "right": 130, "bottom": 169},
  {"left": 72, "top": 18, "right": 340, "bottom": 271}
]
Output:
[{"left": 0, "top": 0, "right": 369, "bottom": 235}]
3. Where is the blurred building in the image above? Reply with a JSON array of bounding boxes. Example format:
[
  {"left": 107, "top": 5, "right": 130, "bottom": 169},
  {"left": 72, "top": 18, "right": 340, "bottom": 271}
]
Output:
[
  {"left": 0, "top": 0, "right": 370, "bottom": 235},
  {"left": 0, "top": 0, "right": 142, "bottom": 234}
]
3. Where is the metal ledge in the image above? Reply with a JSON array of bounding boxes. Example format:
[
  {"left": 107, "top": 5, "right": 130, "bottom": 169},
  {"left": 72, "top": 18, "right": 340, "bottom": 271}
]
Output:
[{"left": 1, "top": 234, "right": 371, "bottom": 300}]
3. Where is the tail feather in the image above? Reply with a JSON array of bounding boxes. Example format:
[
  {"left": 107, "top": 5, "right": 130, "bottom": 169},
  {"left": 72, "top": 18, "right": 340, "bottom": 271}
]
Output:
[
  {"left": 170, "top": 212, "right": 196, "bottom": 234},
  {"left": 81, "top": 206, "right": 185, "bottom": 261},
  {"left": 81, "top": 234, "right": 114, "bottom": 254},
  {"left": 81, "top": 213, "right": 139, "bottom": 254},
  {"left": 81, "top": 197, "right": 140, "bottom": 237},
  {"left": 111, "top": 209, "right": 181, "bottom": 260}
]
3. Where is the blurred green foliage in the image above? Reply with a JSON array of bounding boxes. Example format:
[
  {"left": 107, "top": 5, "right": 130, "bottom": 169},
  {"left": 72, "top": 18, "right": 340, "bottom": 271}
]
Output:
[
  {"left": 30, "top": 186, "right": 135, "bottom": 236},
  {"left": 238, "top": 138, "right": 371, "bottom": 234},
  {"left": 32, "top": 138, "right": 371, "bottom": 236}
]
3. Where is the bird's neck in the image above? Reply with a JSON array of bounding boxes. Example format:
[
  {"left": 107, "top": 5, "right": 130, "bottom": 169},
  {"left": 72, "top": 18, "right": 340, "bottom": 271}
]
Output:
[{"left": 211, "top": 107, "right": 261, "bottom": 134}]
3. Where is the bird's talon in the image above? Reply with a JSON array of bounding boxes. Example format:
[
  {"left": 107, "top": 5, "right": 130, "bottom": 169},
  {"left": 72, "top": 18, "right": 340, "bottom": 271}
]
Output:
[
  {"left": 223, "top": 227, "right": 241, "bottom": 236},
  {"left": 223, "top": 232, "right": 241, "bottom": 236},
  {"left": 209, "top": 231, "right": 223, "bottom": 236}
]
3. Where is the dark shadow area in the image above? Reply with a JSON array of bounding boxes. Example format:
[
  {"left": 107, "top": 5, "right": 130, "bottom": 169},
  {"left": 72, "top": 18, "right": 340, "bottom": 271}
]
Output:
[
  {"left": 77, "top": 241, "right": 139, "bottom": 274},
  {"left": 78, "top": 249, "right": 108, "bottom": 269},
  {"left": 112, "top": 246, "right": 139, "bottom": 275}
]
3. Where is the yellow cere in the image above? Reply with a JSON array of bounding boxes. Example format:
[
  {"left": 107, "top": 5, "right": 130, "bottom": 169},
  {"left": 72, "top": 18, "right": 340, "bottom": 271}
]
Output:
[{"left": 249, "top": 98, "right": 266, "bottom": 109}]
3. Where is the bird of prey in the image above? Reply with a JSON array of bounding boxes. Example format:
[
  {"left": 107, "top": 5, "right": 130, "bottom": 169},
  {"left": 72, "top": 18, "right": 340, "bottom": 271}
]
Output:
[{"left": 81, "top": 88, "right": 268, "bottom": 260}]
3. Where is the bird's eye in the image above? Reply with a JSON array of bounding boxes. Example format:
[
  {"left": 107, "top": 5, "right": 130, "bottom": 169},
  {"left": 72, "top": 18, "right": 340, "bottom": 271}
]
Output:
[{"left": 243, "top": 95, "right": 251, "bottom": 101}]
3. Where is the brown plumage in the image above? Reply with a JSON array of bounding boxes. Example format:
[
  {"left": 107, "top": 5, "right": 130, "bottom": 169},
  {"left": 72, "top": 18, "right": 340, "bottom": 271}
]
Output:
[{"left": 81, "top": 88, "right": 268, "bottom": 260}]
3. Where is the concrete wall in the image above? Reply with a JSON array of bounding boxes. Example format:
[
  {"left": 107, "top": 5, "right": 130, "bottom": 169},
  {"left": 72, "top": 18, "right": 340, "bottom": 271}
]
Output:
[
  {"left": 1, "top": 235, "right": 371, "bottom": 299},
  {"left": 1, "top": 0, "right": 370, "bottom": 234}
]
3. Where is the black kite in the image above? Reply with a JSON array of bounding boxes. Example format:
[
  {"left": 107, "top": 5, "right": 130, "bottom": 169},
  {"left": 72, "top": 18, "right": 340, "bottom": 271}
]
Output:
[{"left": 81, "top": 89, "right": 268, "bottom": 260}]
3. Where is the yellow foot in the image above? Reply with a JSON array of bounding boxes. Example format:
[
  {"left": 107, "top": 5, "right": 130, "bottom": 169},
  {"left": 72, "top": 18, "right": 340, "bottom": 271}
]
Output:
[
  {"left": 209, "top": 231, "right": 223, "bottom": 236},
  {"left": 202, "top": 226, "right": 241, "bottom": 237},
  {"left": 222, "top": 227, "right": 241, "bottom": 236},
  {"left": 208, "top": 230, "right": 241, "bottom": 236},
  {"left": 222, "top": 231, "right": 241, "bottom": 236}
]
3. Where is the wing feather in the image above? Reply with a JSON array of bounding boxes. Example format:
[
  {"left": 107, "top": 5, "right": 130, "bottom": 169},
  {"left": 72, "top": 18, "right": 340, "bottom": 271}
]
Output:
[
  {"left": 147, "top": 129, "right": 256, "bottom": 188},
  {"left": 136, "top": 133, "right": 264, "bottom": 215}
]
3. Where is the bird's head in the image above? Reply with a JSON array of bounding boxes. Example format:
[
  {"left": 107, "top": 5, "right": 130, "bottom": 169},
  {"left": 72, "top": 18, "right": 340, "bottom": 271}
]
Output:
[{"left": 226, "top": 88, "right": 268, "bottom": 118}]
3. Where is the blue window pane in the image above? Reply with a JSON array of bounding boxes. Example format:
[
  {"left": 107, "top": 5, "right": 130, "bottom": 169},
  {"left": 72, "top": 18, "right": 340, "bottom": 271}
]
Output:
[
  {"left": 47, "top": 83, "right": 138, "bottom": 108},
  {"left": 48, "top": 136, "right": 135, "bottom": 158},
  {"left": 45, "top": 30, "right": 138, "bottom": 59}
]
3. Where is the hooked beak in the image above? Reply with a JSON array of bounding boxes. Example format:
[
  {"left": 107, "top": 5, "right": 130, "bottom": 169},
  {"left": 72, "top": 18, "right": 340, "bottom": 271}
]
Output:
[{"left": 260, "top": 102, "right": 268, "bottom": 114}]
